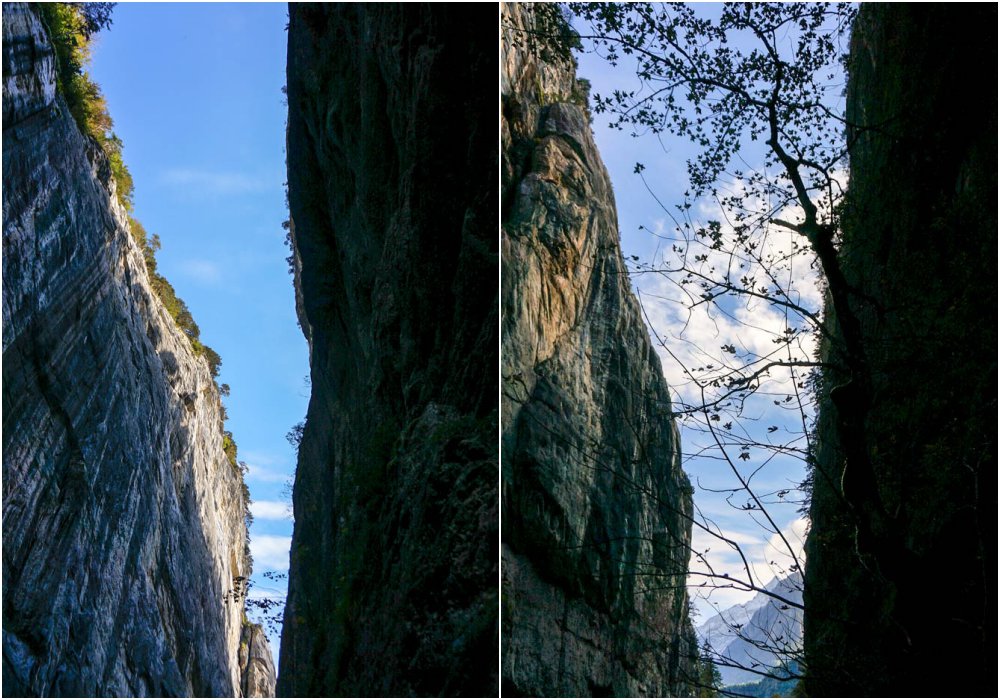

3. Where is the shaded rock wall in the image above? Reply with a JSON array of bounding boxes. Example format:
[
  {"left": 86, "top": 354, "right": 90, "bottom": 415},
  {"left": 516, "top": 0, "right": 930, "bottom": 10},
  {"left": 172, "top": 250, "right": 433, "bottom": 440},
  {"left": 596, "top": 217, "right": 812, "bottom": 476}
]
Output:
[
  {"left": 501, "top": 5, "right": 696, "bottom": 696},
  {"left": 803, "top": 5, "right": 996, "bottom": 696},
  {"left": 278, "top": 5, "right": 497, "bottom": 696},
  {"left": 1, "top": 4, "right": 270, "bottom": 696}
]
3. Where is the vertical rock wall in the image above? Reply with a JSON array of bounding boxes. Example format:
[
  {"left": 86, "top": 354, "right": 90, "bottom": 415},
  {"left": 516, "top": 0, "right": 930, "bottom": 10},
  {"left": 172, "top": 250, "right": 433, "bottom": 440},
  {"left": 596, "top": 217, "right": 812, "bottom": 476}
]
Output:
[
  {"left": 279, "top": 5, "right": 497, "bottom": 696},
  {"left": 501, "top": 5, "right": 697, "bottom": 696},
  {"left": 2, "top": 4, "right": 271, "bottom": 696},
  {"left": 803, "top": 5, "right": 996, "bottom": 696}
]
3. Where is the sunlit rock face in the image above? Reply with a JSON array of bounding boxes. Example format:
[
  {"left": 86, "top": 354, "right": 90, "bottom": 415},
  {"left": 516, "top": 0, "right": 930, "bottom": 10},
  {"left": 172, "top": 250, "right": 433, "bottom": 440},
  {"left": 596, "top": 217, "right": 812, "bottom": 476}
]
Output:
[
  {"left": 803, "top": 5, "right": 996, "bottom": 697},
  {"left": 2, "top": 3, "right": 271, "bottom": 696},
  {"left": 501, "top": 4, "right": 697, "bottom": 696},
  {"left": 279, "top": 5, "right": 497, "bottom": 696}
]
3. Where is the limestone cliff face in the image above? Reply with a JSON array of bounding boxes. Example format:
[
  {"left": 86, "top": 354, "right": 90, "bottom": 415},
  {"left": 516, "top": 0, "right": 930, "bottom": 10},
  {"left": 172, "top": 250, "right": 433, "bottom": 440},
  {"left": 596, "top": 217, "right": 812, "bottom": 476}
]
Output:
[
  {"left": 803, "top": 5, "right": 996, "bottom": 696},
  {"left": 501, "top": 5, "right": 696, "bottom": 696},
  {"left": 2, "top": 4, "right": 271, "bottom": 696},
  {"left": 279, "top": 5, "right": 497, "bottom": 696}
]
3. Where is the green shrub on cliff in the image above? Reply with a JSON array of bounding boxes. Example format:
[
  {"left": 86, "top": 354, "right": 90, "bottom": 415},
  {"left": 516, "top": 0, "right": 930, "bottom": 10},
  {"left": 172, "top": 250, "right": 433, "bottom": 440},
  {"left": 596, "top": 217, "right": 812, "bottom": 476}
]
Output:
[
  {"left": 504, "top": 3, "right": 581, "bottom": 65},
  {"left": 128, "top": 217, "right": 222, "bottom": 378},
  {"left": 222, "top": 431, "right": 238, "bottom": 467}
]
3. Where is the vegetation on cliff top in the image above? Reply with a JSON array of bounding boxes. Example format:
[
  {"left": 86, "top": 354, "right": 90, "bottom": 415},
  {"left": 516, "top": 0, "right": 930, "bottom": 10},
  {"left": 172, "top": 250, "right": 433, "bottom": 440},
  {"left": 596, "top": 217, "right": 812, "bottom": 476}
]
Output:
[
  {"left": 127, "top": 217, "right": 223, "bottom": 378},
  {"left": 39, "top": 4, "right": 225, "bottom": 380},
  {"left": 38, "top": 3, "right": 132, "bottom": 209}
]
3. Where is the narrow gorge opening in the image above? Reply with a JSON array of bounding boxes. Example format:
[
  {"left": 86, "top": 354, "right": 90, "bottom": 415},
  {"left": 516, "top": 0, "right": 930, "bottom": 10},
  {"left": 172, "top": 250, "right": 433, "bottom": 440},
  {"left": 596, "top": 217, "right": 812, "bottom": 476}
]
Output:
[
  {"left": 5, "top": 4, "right": 498, "bottom": 696},
  {"left": 5, "top": 2, "right": 992, "bottom": 697},
  {"left": 501, "top": 6, "right": 816, "bottom": 693}
]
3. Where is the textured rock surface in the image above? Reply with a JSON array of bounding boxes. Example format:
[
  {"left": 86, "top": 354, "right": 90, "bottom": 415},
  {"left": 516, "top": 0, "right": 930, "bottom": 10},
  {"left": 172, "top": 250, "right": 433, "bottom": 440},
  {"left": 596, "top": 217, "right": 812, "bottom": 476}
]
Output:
[
  {"left": 278, "top": 5, "right": 497, "bottom": 696},
  {"left": 238, "top": 623, "right": 276, "bottom": 698},
  {"left": 2, "top": 4, "right": 271, "bottom": 696},
  {"left": 803, "top": 5, "right": 996, "bottom": 696},
  {"left": 501, "top": 5, "right": 696, "bottom": 696}
]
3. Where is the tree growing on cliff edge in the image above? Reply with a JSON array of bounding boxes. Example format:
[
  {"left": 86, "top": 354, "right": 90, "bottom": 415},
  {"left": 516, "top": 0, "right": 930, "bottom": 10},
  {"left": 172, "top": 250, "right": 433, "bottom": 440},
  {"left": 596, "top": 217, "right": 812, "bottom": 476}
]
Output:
[{"left": 539, "top": 2, "right": 869, "bottom": 691}]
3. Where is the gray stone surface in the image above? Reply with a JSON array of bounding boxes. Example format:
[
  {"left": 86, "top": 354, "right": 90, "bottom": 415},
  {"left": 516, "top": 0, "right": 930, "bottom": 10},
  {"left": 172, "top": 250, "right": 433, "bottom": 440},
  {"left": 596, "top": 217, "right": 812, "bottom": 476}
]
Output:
[
  {"left": 501, "top": 4, "right": 697, "bottom": 696},
  {"left": 2, "top": 4, "right": 272, "bottom": 695}
]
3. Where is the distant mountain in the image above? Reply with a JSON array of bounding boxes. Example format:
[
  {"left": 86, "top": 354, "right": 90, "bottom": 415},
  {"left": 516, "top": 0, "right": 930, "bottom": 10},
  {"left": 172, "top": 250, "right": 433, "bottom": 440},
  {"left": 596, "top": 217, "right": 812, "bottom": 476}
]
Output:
[{"left": 695, "top": 573, "right": 803, "bottom": 686}]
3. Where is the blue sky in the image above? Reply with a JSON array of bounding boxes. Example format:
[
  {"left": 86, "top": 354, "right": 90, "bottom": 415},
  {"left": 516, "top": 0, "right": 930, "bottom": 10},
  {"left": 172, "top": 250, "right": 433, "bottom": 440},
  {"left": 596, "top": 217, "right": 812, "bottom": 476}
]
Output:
[{"left": 88, "top": 3, "right": 301, "bottom": 655}]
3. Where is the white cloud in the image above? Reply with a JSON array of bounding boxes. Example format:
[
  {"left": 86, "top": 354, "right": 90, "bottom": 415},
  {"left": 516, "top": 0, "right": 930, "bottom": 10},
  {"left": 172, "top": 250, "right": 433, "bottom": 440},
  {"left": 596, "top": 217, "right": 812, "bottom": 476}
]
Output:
[
  {"left": 241, "top": 451, "right": 293, "bottom": 484},
  {"left": 160, "top": 168, "right": 271, "bottom": 195},
  {"left": 249, "top": 535, "right": 292, "bottom": 570},
  {"left": 243, "top": 461, "right": 290, "bottom": 484},
  {"left": 179, "top": 258, "right": 222, "bottom": 285},
  {"left": 762, "top": 516, "right": 808, "bottom": 577},
  {"left": 631, "top": 174, "right": 826, "bottom": 408},
  {"left": 251, "top": 500, "right": 293, "bottom": 521},
  {"left": 687, "top": 517, "right": 808, "bottom": 614}
]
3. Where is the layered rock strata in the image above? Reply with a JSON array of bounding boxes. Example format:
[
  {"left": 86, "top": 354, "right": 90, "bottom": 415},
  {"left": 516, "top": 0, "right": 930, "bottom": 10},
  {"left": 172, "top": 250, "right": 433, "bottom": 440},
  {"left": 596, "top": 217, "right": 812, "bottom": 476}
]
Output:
[
  {"left": 278, "top": 5, "right": 497, "bottom": 696},
  {"left": 2, "top": 4, "right": 271, "bottom": 696},
  {"left": 501, "top": 5, "right": 696, "bottom": 696},
  {"left": 803, "top": 5, "right": 996, "bottom": 696}
]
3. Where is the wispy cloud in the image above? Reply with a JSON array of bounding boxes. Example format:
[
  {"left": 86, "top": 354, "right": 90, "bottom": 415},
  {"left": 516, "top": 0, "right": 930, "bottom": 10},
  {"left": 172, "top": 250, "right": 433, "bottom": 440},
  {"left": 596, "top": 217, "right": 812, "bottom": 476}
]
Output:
[
  {"left": 251, "top": 500, "right": 293, "bottom": 521},
  {"left": 243, "top": 461, "right": 291, "bottom": 485},
  {"left": 241, "top": 451, "right": 293, "bottom": 485},
  {"left": 160, "top": 168, "right": 271, "bottom": 195},
  {"left": 250, "top": 535, "right": 292, "bottom": 570},
  {"left": 178, "top": 258, "right": 222, "bottom": 285},
  {"left": 629, "top": 180, "right": 825, "bottom": 411},
  {"left": 688, "top": 517, "right": 808, "bottom": 614}
]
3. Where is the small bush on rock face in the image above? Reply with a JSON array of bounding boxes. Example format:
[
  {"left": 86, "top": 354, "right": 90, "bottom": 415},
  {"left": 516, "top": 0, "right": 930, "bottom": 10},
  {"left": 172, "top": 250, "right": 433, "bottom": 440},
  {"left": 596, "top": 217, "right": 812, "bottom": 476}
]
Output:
[
  {"left": 570, "top": 78, "right": 591, "bottom": 109},
  {"left": 285, "top": 421, "right": 305, "bottom": 450},
  {"left": 127, "top": 216, "right": 222, "bottom": 378},
  {"left": 223, "top": 432, "right": 238, "bottom": 468}
]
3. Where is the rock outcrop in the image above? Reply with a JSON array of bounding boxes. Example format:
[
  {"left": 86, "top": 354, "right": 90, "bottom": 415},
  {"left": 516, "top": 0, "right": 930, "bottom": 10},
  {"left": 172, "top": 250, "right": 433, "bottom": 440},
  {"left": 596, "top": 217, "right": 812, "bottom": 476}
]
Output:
[
  {"left": 501, "top": 5, "right": 697, "bottom": 696},
  {"left": 803, "top": 5, "right": 996, "bottom": 696},
  {"left": 278, "top": 5, "right": 497, "bottom": 696},
  {"left": 2, "top": 4, "right": 272, "bottom": 696},
  {"left": 238, "top": 623, "right": 276, "bottom": 698}
]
